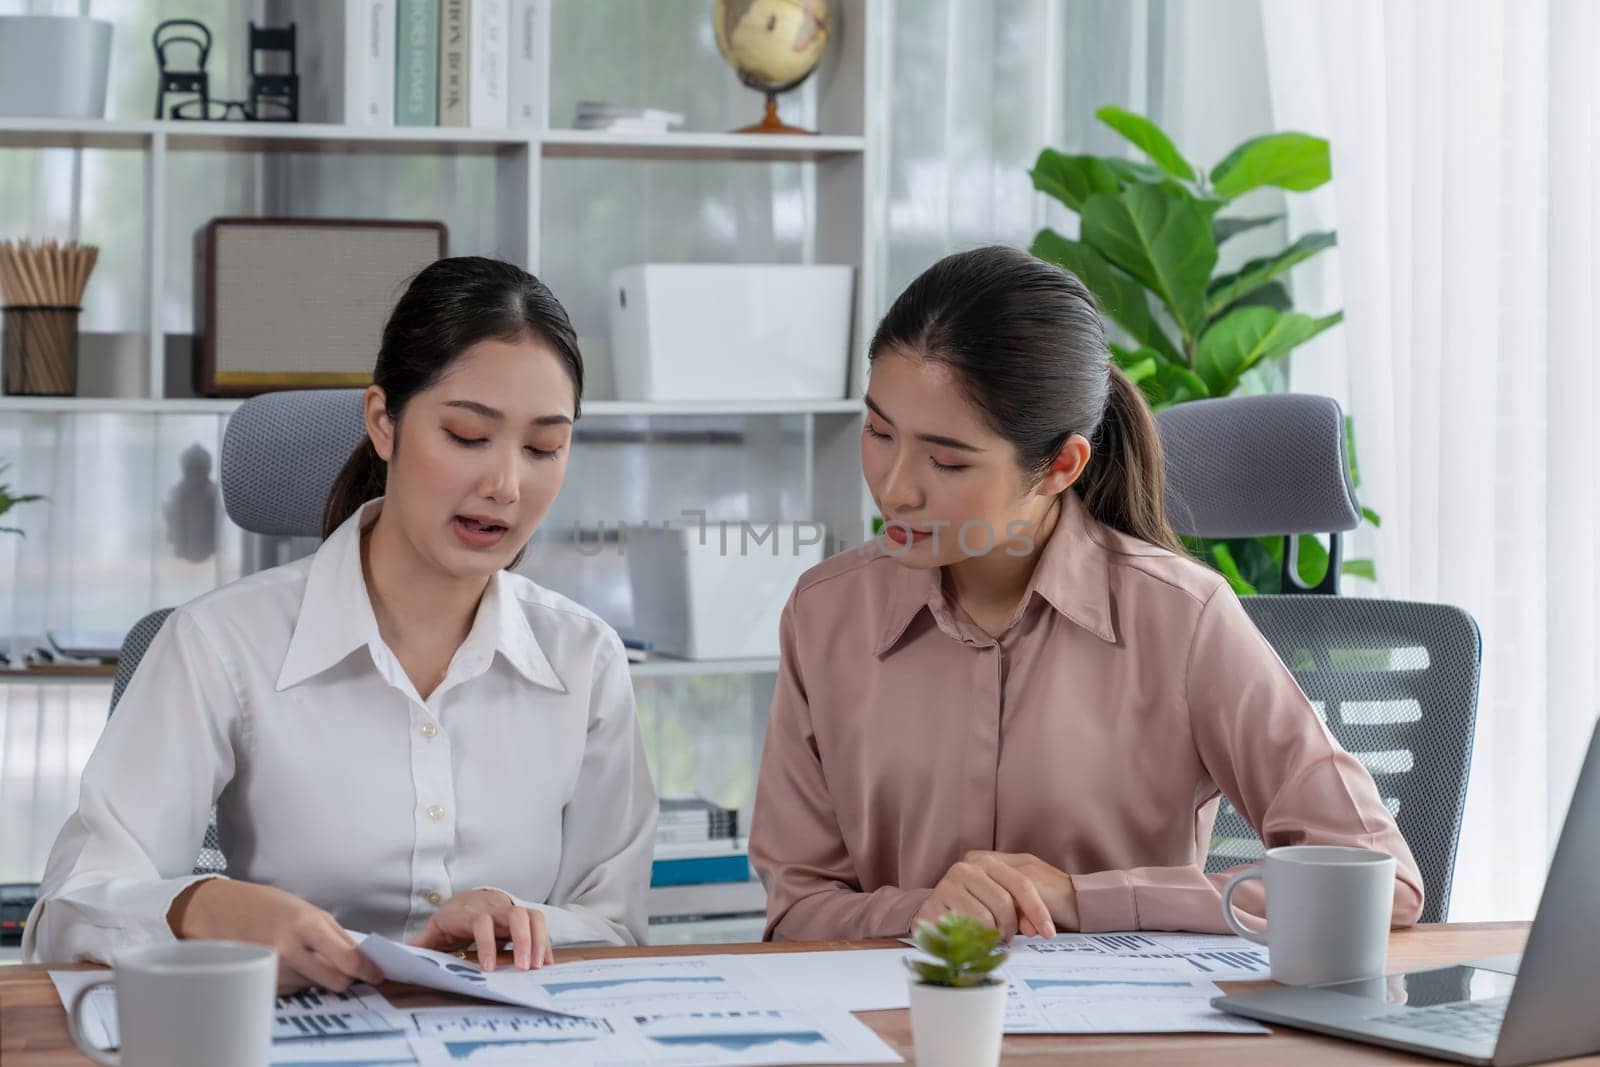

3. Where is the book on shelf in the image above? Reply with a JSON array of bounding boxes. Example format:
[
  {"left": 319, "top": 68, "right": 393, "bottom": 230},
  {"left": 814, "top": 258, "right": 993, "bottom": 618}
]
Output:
[
  {"left": 508, "top": 0, "right": 547, "bottom": 128},
  {"left": 468, "top": 0, "right": 510, "bottom": 129},
  {"left": 395, "top": 0, "right": 440, "bottom": 125},
  {"left": 621, "top": 637, "right": 651, "bottom": 664},
  {"left": 657, "top": 796, "right": 739, "bottom": 845},
  {"left": 651, "top": 839, "right": 752, "bottom": 888},
  {"left": 272, "top": 0, "right": 396, "bottom": 125},
  {"left": 439, "top": 0, "right": 469, "bottom": 126},
  {"left": 646, "top": 878, "right": 766, "bottom": 921}
]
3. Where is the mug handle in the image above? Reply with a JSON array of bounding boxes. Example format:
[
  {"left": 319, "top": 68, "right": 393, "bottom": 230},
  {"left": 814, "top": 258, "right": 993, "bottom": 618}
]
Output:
[
  {"left": 1220, "top": 867, "right": 1269, "bottom": 945},
  {"left": 67, "top": 977, "right": 120, "bottom": 1067}
]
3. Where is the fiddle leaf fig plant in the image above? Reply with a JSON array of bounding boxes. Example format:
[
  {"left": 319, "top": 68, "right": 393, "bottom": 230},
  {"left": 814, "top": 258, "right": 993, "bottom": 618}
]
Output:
[
  {"left": 0, "top": 462, "right": 43, "bottom": 537},
  {"left": 906, "top": 912, "right": 1008, "bottom": 988},
  {"left": 1030, "top": 106, "right": 1376, "bottom": 594}
]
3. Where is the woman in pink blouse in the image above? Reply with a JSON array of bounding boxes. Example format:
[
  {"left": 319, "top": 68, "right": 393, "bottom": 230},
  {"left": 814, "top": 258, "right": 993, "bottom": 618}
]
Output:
[{"left": 748, "top": 245, "right": 1423, "bottom": 942}]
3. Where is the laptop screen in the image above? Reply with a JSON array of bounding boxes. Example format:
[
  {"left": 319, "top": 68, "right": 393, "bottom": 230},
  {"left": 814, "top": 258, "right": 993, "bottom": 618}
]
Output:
[{"left": 1317, "top": 965, "right": 1517, "bottom": 1009}]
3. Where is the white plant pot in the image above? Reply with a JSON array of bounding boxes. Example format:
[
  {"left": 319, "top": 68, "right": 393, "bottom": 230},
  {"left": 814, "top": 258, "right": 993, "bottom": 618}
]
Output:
[{"left": 908, "top": 978, "right": 1006, "bottom": 1067}]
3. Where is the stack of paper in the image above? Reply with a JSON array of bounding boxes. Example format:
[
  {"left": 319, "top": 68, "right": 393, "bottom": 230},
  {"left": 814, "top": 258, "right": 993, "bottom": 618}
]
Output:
[{"left": 574, "top": 101, "right": 686, "bottom": 133}]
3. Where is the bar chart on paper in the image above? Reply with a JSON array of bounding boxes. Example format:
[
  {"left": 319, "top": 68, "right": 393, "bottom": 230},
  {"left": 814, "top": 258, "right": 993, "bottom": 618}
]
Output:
[{"left": 1014, "top": 932, "right": 1271, "bottom": 980}]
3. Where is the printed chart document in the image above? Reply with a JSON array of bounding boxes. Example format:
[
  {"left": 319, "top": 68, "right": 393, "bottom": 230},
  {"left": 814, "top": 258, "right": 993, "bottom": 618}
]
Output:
[
  {"left": 1000, "top": 958, "right": 1268, "bottom": 1035},
  {"left": 399, "top": 1004, "right": 900, "bottom": 1066},
  {"left": 1006, "top": 931, "right": 1272, "bottom": 980},
  {"left": 46, "top": 973, "right": 404, "bottom": 1051}
]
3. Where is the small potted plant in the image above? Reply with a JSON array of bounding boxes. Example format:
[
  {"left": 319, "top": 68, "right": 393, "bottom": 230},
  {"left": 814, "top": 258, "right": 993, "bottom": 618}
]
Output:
[
  {"left": 0, "top": 461, "right": 43, "bottom": 537},
  {"left": 905, "top": 912, "right": 1009, "bottom": 1067}
]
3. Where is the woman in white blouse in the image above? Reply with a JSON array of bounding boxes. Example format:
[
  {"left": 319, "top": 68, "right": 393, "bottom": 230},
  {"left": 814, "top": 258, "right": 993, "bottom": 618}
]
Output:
[{"left": 23, "top": 257, "right": 658, "bottom": 990}]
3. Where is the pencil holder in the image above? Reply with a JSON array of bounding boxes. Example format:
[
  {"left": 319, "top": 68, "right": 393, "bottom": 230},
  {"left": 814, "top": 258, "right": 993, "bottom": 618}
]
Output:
[{"left": 2, "top": 305, "right": 80, "bottom": 396}]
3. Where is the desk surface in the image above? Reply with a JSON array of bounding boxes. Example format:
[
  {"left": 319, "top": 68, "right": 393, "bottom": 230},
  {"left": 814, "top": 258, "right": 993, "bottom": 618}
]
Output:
[{"left": 2, "top": 921, "right": 1582, "bottom": 1066}]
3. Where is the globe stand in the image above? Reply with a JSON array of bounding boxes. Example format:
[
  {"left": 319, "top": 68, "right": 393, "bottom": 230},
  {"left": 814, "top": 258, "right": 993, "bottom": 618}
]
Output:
[{"left": 733, "top": 91, "right": 815, "bottom": 136}]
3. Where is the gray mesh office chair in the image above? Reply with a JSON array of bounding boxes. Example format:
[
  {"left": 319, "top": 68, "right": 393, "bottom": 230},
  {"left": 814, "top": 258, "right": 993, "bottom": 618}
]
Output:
[
  {"left": 1157, "top": 394, "right": 1482, "bottom": 922},
  {"left": 109, "top": 391, "right": 368, "bottom": 876}
]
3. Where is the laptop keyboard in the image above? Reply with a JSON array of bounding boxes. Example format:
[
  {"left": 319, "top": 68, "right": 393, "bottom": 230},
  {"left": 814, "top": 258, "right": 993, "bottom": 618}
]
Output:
[{"left": 1375, "top": 997, "right": 1508, "bottom": 1040}]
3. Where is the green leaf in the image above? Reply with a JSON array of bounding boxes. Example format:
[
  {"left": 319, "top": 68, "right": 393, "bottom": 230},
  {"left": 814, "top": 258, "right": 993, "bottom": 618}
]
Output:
[
  {"left": 1031, "top": 229, "right": 1183, "bottom": 363},
  {"left": 1343, "top": 415, "right": 1362, "bottom": 487},
  {"left": 1361, "top": 506, "right": 1382, "bottom": 528},
  {"left": 1119, "top": 355, "right": 1157, "bottom": 384},
  {"left": 1206, "top": 231, "right": 1337, "bottom": 317},
  {"left": 1080, "top": 183, "right": 1218, "bottom": 343},
  {"left": 1213, "top": 213, "right": 1282, "bottom": 244},
  {"left": 1102, "top": 157, "right": 1169, "bottom": 185},
  {"left": 1109, "top": 344, "right": 1211, "bottom": 410},
  {"left": 1209, "top": 542, "right": 1259, "bottom": 596},
  {"left": 1194, "top": 306, "right": 1327, "bottom": 396},
  {"left": 1148, "top": 362, "right": 1212, "bottom": 409},
  {"left": 1342, "top": 559, "right": 1377, "bottom": 581},
  {"left": 1229, "top": 280, "right": 1292, "bottom": 313},
  {"left": 1029, "top": 149, "right": 1120, "bottom": 212},
  {"left": 1095, "top": 106, "right": 1197, "bottom": 181},
  {"left": 1293, "top": 533, "right": 1331, "bottom": 587},
  {"left": 1210, "top": 132, "right": 1331, "bottom": 201}
]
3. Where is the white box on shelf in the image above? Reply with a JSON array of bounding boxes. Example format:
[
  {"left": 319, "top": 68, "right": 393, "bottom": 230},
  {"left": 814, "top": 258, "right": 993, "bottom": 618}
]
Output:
[
  {"left": 627, "top": 522, "right": 824, "bottom": 660},
  {"left": 607, "top": 263, "right": 853, "bottom": 401}
]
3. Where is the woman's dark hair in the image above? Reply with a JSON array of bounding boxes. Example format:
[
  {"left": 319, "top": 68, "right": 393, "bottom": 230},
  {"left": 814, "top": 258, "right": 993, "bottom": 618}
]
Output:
[
  {"left": 867, "top": 244, "right": 1184, "bottom": 554},
  {"left": 322, "top": 256, "right": 584, "bottom": 539}
]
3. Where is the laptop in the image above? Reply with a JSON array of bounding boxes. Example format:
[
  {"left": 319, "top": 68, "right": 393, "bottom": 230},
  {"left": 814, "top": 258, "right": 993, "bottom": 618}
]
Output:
[{"left": 1214, "top": 720, "right": 1600, "bottom": 1066}]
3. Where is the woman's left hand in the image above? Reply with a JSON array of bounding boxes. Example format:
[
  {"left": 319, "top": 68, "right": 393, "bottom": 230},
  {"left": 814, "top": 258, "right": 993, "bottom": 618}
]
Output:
[
  {"left": 959, "top": 852, "right": 1079, "bottom": 935},
  {"left": 407, "top": 889, "right": 553, "bottom": 971}
]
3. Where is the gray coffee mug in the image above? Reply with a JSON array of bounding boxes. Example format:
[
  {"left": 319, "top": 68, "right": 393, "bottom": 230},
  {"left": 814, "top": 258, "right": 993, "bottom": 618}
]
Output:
[
  {"left": 1221, "top": 845, "right": 1395, "bottom": 985},
  {"left": 67, "top": 940, "right": 277, "bottom": 1067}
]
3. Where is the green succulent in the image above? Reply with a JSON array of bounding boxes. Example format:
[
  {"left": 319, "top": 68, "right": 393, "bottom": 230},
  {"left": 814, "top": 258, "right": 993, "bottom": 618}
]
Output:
[{"left": 906, "top": 912, "right": 1008, "bottom": 988}]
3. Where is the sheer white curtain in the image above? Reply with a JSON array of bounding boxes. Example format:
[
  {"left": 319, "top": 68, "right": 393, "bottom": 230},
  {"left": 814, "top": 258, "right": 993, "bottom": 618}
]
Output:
[
  {"left": 1261, "top": 0, "right": 1600, "bottom": 920},
  {"left": 880, "top": 0, "right": 1283, "bottom": 297}
]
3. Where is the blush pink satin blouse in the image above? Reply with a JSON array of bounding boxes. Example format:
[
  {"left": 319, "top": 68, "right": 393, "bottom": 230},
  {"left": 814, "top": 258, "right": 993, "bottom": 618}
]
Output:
[{"left": 748, "top": 491, "right": 1423, "bottom": 941}]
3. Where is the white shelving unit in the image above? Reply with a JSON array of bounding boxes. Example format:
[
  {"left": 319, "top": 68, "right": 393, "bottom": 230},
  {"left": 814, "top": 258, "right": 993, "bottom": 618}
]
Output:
[{"left": 0, "top": 0, "right": 886, "bottom": 554}]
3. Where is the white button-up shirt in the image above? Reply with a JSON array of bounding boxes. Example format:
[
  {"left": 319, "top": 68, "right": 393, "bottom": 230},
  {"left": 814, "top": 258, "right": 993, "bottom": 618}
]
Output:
[{"left": 24, "top": 499, "right": 657, "bottom": 964}]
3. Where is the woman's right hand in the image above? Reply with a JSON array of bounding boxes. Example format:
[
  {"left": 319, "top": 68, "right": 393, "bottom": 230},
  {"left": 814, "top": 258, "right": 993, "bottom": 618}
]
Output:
[
  {"left": 912, "top": 853, "right": 1056, "bottom": 940},
  {"left": 167, "top": 879, "right": 384, "bottom": 993}
]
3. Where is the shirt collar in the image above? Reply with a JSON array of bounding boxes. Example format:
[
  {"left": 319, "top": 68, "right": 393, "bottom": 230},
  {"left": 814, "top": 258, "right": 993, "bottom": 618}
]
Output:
[
  {"left": 874, "top": 491, "right": 1118, "bottom": 658},
  {"left": 276, "top": 497, "right": 566, "bottom": 694}
]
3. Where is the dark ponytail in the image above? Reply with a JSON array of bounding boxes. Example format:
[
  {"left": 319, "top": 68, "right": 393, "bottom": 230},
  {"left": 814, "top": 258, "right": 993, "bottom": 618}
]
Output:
[
  {"left": 322, "top": 256, "right": 583, "bottom": 539},
  {"left": 868, "top": 244, "right": 1183, "bottom": 555}
]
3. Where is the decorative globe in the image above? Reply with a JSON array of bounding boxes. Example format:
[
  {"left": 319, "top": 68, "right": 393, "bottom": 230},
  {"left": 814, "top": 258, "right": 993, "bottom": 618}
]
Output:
[{"left": 712, "top": 0, "right": 831, "bottom": 135}]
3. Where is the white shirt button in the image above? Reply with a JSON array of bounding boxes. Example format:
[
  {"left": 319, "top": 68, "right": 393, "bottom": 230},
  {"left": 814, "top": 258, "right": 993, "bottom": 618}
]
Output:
[
  {"left": 426, "top": 804, "right": 446, "bottom": 821},
  {"left": 419, "top": 720, "right": 438, "bottom": 739},
  {"left": 424, "top": 890, "right": 443, "bottom": 906}
]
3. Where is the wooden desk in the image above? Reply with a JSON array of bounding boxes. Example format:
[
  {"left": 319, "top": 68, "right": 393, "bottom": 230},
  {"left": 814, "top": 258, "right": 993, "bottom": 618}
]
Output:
[{"left": 3, "top": 921, "right": 1582, "bottom": 1065}]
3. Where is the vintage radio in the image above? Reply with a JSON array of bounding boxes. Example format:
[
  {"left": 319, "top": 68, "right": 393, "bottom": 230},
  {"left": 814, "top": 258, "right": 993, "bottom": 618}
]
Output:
[{"left": 194, "top": 218, "right": 446, "bottom": 396}]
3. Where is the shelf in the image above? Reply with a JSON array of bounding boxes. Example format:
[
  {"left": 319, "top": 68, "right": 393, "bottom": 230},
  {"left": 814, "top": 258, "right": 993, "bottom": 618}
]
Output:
[
  {"left": 0, "top": 658, "right": 776, "bottom": 686},
  {"left": 541, "top": 129, "right": 865, "bottom": 163},
  {"left": 0, "top": 396, "right": 862, "bottom": 418},
  {"left": 0, "top": 396, "right": 243, "bottom": 415},
  {"left": 0, "top": 117, "right": 532, "bottom": 154},
  {"left": 0, "top": 119, "right": 864, "bottom": 163},
  {"left": 583, "top": 398, "right": 861, "bottom": 417},
  {"left": 629, "top": 657, "right": 779, "bottom": 679}
]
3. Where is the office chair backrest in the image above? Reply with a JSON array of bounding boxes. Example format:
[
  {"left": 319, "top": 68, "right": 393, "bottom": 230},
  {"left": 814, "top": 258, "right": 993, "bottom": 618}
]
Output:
[
  {"left": 1156, "top": 394, "right": 1481, "bottom": 922},
  {"left": 221, "top": 389, "right": 368, "bottom": 537},
  {"left": 108, "top": 392, "right": 366, "bottom": 875},
  {"left": 1211, "top": 596, "right": 1481, "bottom": 923},
  {"left": 1156, "top": 393, "right": 1360, "bottom": 539}
]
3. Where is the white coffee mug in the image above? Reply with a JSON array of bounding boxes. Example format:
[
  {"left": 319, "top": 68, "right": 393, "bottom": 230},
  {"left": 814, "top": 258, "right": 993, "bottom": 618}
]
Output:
[
  {"left": 67, "top": 940, "right": 277, "bottom": 1067},
  {"left": 1220, "top": 845, "right": 1395, "bottom": 986}
]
